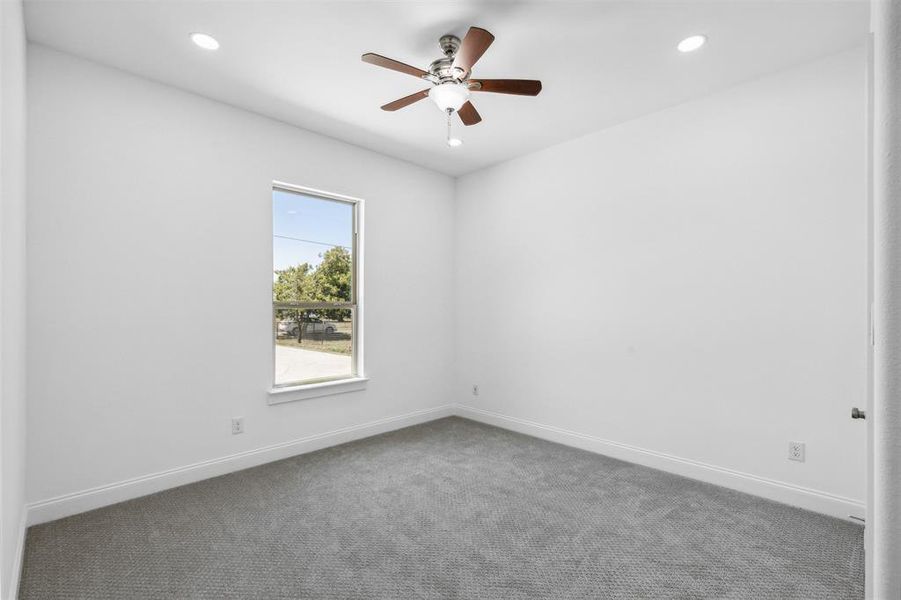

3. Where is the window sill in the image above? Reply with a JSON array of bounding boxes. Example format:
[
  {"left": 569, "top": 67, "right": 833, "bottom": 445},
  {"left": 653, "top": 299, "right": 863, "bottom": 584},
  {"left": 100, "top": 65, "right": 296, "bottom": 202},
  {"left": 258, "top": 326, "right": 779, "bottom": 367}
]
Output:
[{"left": 268, "top": 377, "right": 369, "bottom": 405}]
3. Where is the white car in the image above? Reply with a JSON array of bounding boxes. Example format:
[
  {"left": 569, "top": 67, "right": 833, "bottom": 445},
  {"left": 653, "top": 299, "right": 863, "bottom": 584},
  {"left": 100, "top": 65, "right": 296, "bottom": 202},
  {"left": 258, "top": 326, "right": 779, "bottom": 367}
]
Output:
[{"left": 277, "top": 316, "right": 337, "bottom": 337}]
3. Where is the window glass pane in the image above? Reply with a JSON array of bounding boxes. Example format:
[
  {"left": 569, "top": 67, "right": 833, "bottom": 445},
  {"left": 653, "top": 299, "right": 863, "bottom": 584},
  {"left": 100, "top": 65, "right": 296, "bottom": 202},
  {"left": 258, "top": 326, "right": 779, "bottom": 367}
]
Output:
[
  {"left": 274, "top": 308, "right": 354, "bottom": 385},
  {"left": 273, "top": 187, "right": 355, "bottom": 387},
  {"left": 273, "top": 191, "right": 353, "bottom": 304}
]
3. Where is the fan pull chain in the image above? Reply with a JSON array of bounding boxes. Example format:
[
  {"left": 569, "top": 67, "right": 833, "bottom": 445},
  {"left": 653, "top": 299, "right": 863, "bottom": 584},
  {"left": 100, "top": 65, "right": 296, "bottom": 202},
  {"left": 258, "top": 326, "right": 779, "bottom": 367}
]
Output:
[
  {"left": 446, "top": 108, "right": 452, "bottom": 145},
  {"left": 446, "top": 108, "right": 462, "bottom": 147}
]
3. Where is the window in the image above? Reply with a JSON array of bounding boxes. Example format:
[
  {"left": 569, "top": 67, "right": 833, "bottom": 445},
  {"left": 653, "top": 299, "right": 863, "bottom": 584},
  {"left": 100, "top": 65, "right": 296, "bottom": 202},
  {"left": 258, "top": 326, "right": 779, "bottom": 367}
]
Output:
[{"left": 272, "top": 183, "right": 361, "bottom": 388}]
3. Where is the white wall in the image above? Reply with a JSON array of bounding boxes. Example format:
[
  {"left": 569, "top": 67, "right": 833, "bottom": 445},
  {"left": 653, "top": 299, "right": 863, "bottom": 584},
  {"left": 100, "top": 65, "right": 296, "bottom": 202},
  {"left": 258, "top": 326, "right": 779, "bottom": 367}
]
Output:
[
  {"left": 0, "top": 0, "right": 28, "bottom": 597},
  {"left": 25, "top": 45, "right": 455, "bottom": 516},
  {"left": 454, "top": 47, "right": 868, "bottom": 517}
]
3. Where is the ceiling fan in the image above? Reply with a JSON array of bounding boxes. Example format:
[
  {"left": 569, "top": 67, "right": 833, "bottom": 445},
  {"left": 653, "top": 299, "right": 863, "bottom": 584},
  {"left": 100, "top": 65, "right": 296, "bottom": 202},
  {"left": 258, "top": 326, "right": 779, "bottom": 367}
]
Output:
[{"left": 362, "top": 26, "right": 542, "bottom": 145}]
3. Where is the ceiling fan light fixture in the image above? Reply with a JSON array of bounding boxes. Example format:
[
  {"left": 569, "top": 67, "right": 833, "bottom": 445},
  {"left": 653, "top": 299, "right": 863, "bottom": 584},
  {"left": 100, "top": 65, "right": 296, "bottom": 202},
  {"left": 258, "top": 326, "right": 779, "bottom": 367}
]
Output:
[
  {"left": 429, "top": 83, "right": 470, "bottom": 112},
  {"left": 363, "top": 26, "right": 542, "bottom": 140}
]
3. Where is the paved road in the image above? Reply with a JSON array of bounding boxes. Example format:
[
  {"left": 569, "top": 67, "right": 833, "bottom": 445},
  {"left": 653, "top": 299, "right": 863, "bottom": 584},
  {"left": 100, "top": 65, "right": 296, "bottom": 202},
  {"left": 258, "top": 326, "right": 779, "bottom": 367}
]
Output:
[{"left": 275, "top": 345, "right": 352, "bottom": 385}]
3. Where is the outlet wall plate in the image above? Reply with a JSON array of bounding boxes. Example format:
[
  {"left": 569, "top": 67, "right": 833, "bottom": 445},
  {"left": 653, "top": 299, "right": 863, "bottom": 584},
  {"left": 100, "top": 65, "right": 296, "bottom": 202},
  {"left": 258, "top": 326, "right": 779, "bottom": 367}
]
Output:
[
  {"left": 472, "top": 385, "right": 479, "bottom": 396},
  {"left": 788, "top": 441, "right": 805, "bottom": 462},
  {"left": 231, "top": 417, "right": 245, "bottom": 435}
]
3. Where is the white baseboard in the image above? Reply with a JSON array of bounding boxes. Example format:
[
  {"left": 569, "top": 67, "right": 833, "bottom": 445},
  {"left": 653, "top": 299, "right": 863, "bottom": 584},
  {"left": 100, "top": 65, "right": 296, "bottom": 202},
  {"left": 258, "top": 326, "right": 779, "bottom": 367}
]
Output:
[
  {"left": 6, "top": 511, "right": 26, "bottom": 600},
  {"left": 26, "top": 404, "right": 455, "bottom": 526},
  {"left": 24, "top": 402, "right": 863, "bottom": 529},
  {"left": 455, "top": 404, "right": 865, "bottom": 522}
]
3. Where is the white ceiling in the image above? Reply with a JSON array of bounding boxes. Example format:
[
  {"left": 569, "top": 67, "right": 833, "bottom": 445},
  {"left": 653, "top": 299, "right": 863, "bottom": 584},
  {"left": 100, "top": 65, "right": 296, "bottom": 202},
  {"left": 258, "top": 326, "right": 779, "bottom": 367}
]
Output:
[{"left": 24, "top": 0, "right": 869, "bottom": 176}]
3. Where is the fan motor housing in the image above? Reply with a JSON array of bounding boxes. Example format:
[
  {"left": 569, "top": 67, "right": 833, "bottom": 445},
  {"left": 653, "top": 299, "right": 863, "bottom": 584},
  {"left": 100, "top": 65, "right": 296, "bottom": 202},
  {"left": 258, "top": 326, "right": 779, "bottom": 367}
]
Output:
[
  {"left": 438, "top": 34, "right": 460, "bottom": 57},
  {"left": 430, "top": 35, "right": 466, "bottom": 82}
]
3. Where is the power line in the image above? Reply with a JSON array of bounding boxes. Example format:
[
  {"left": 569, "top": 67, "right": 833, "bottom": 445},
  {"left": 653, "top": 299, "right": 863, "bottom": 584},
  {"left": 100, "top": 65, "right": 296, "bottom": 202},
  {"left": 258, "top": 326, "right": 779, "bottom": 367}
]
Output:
[{"left": 273, "top": 234, "right": 350, "bottom": 250}]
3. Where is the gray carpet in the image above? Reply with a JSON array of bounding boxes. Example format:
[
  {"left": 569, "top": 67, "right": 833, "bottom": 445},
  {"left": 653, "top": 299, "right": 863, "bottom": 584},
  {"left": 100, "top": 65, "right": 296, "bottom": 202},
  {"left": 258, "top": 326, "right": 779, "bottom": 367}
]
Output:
[{"left": 20, "top": 417, "right": 864, "bottom": 599}]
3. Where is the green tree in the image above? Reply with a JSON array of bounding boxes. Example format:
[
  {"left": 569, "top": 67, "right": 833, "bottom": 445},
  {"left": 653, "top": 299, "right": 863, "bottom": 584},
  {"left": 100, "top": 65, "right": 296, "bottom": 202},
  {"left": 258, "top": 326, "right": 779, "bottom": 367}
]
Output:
[
  {"left": 273, "top": 263, "right": 313, "bottom": 341},
  {"left": 273, "top": 247, "right": 353, "bottom": 342},
  {"left": 273, "top": 262, "right": 315, "bottom": 303},
  {"left": 310, "top": 247, "right": 352, "bottom": 321}
]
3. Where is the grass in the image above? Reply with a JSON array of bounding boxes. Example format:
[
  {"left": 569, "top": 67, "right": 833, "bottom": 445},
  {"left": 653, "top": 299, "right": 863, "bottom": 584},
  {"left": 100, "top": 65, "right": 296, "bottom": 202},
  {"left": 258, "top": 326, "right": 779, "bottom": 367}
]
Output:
[{"left": 275, "top": 321, "right": 352, "bottom": 355}]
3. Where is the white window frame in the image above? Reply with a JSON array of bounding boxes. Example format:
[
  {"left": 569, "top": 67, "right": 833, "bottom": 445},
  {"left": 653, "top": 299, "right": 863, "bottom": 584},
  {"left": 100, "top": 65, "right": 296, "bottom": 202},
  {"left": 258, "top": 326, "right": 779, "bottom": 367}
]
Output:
[{"left": 268, "top": 181, "right": 366, "bottom": 403}]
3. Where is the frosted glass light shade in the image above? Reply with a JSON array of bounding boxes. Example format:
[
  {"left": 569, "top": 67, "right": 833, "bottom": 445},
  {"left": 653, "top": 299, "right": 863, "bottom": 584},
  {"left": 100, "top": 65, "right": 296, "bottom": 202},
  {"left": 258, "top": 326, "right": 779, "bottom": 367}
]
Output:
[{"left": 429, "top": 83, "right": 470, "bottom": 112}]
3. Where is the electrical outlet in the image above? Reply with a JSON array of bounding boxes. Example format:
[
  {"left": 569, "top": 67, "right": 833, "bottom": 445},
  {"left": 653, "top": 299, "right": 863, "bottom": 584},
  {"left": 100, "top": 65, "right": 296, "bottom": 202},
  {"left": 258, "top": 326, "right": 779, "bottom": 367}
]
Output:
[
  {"left": 788, "top": 441, "right": 805, "bottom": 462},
  {"left": 231, "top": 417, "right": 244, "bottom": 435},
  {"left": 472, "top": 385, "right": 479, "bottom": 396}
]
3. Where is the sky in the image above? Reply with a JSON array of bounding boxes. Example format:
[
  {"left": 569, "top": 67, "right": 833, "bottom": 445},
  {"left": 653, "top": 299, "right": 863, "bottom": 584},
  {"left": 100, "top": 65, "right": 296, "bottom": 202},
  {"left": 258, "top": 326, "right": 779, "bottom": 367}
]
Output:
[{"left": 273, "top": 189, "right": 353, "bottom": 274}]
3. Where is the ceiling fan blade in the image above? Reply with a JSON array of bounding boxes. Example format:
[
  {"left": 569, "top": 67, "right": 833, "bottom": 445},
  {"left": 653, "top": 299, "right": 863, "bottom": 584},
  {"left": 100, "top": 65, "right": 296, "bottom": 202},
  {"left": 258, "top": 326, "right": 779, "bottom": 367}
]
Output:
[
  {"left": 381, "top": 89, "right": 431, "bottom": 111},
  {"left": 452, "top": 27, "right": 495, "bottom": 75},
  {"left": 457, "top": 101, "right": 482, "bottom": 126},
  {"left": 471, "top": 79, "right": 542, "bottom": 96},
  {"left": 362, "top": 53, "right": 428, "bottom": 79}
]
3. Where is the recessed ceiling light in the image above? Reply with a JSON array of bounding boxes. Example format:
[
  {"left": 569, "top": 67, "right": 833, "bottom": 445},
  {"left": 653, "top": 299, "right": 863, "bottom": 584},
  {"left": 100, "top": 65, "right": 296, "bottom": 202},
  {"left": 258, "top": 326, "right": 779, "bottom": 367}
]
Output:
[
  {"left": 677, "top": 35, "right": 706, "bottom": 53},
  {"left": 447, "top": 138, "right": 463, "bottom": 148},
  {"left": 190, "top": 33, "right": 220, "bottom": 51}
]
